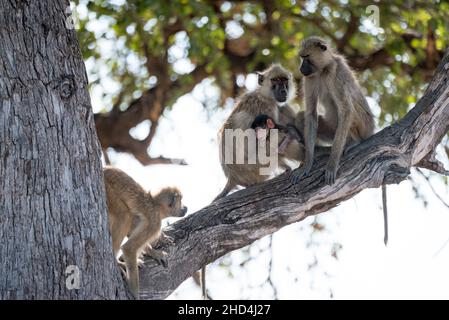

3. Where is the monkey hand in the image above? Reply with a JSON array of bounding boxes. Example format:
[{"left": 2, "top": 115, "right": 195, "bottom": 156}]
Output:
[
  {"left": 290, "top": 161, "right": 312, "bottom": 184},
  {"left": 116, "top": 258, "right": 128, "bottom": 279},
  {"left": 150, "top": 250, "right": 169, "bottom": 268},
  {"left": 324, "top": 161, "right": 338, "bottom": 185},
  {"left": 137, "top": 257, "right": 145, "bottom": 269},
  {"left": 158, "top": 232, "right": 175, "bottom": 246}
]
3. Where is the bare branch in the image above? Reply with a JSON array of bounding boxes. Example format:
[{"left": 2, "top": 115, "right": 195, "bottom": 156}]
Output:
[
  {"left": 416, "top": 151, "right": 449, "bottom": 176},
  {"left": 416, "top": 168, "right": 449, "bottom": 210},
  {"left": 267, "top": 235, "right": 279, "bottom": 299}
]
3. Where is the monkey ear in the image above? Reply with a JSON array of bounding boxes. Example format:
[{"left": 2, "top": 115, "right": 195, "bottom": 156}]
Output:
[
  {"left": 316, "top": 42, "right": 327, "bottom": 51},
  {"left": 257, "top": 72, "right": 264, "bottom": 86}
]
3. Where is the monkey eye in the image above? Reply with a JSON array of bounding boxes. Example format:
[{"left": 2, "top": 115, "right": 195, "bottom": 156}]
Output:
[
  {"left": 271, "top": 77, "right": 288, "bottom": 84},
  {"left": 169, "top": 195, "right": 177, "bottom": 208}
]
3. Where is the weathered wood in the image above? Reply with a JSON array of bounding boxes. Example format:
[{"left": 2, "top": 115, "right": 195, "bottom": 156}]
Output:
[
  {"left": 139, "top": 50, "right": 449, "bottom": 299},
  {"left": 0, "top": 0, "right": 131, "bottom": 299}
]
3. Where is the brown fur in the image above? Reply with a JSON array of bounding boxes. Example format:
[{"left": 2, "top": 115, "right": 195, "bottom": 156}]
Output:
[
  {"left": 103, "top": 166, "right": 187, "bottom": 298},
  {"left": 216, "top": 64, "right": 297, "bottom": 199}
]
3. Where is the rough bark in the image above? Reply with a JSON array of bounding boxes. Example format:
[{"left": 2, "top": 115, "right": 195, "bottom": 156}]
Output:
[
  {"left": 0, "top": 0, "right": 130, "bottom": 299},
  {"left": 138, "top": 50, "right": 449, "bottom": 299}
]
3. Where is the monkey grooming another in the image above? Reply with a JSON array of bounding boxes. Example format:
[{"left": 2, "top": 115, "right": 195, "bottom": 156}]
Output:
[
  {"left": 103, "top": 167, "right": 188, "bottom": 298},
  {"left": 292, "top": 37, "right": 388, "bottom": 245}
]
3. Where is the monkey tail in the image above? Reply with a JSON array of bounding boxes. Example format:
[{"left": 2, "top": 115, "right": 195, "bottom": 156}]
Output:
[
  {"left": 213, "top": 180, "right": 235, "bottom": 202},
  {"left": 197, "top": 180, "right": 236, "bottom": 300},
  {"left": 382, "top": 184, "right": 388, "bottom": 246},
  {"left": 201, "top": 266, "right": 207, "bottom": 300}
]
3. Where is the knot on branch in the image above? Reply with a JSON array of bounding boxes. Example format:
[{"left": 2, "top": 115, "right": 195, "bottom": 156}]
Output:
[
  {"left": 54, "top": 75, "right": 75, "bottom": 100},
  {"left": 223, "top": 212, "right": 241, "bottom": 225},
  {"left": 416, "top": 151, "right": 449, "bottom": 176},
  {"left": 383, "top": 163, "right": 410, "bottom": 185}
]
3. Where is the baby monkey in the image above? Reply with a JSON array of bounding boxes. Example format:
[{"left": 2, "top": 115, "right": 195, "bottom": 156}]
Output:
[
  {"left": 251, "top": 114, "right": 331, "bottom": 164},
  {"left": 103, "top": 167, "right": 188, "bottom": 298},
  {"left": 251, "top": 114, "right": 304, "bottom": 157}
]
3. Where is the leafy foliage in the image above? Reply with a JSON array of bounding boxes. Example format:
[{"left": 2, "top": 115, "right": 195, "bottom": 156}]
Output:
[{"left": 76, "top": 0, "right": 449, "bottom": 164}]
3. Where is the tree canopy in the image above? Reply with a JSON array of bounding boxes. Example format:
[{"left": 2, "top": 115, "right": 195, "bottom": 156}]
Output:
[{"left": 75, "top": 0, "right": 449, "bottom": 166}]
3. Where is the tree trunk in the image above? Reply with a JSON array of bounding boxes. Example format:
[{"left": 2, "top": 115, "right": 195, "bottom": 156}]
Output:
[{"left": 0, "top": 0, "right": 130, "bottom": 299}]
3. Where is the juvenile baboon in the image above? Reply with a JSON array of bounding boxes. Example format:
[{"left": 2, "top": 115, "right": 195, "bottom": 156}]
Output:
[
  {"left": 292, "top": 37, "right": 388, "bottom": 244},
  {"left": 216, "top": 64, "right": 297, "bottom": 200},
  {"left": 103, "top": 167, "right": 188, "bottom": 298}
]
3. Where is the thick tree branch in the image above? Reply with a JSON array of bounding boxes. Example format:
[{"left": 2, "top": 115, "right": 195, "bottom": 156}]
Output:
[{"left": 137, "top": 49, "right": 449, "bottom": 299}]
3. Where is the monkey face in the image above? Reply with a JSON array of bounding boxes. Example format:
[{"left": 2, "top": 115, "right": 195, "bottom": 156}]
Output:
[
  {"left": 159, "top": 188, "right": 188, "bottom": 218},
  {"left": 300, "top": 57, "right": 316, "bottom": 76},
  {"left": 169, "top": 193, "right": 188, "bottom": 218},
  {"left": 178, "top": 205, "right": 188, "bottom": 217},
  {"left": 271, "top": 76, "right": 289, "bottom": 103},
  {"left": 300, "top": 37, "right": 330, "bottom": 76},
  {"left": 251, "top": 114, "right": 277, "bottom": 140}
]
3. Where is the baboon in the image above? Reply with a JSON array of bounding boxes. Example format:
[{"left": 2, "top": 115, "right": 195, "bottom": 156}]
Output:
[
  {"left": 291, "top": 36, "right": 388, "bottom": 244},
  {"left": 103, "top": 166, "right": 188, "bottom": 298},
  {"left": 200, "top": 65, "right": 297, "bottom": 300},
  {"left": 216, "top": 64, "right": 297, "bottom": 200},
  {"left": 251, "top": 113, "right": 331, "bottom": 164},
  {"left": 292, "top": 36, "right": 375, "bottom": 185}
]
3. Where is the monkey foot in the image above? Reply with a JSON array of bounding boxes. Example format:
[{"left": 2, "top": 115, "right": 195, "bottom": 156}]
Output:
[
  {"left": 151, "top": 251, "right": 168, "bottom": 268},
  {"left": 137, "top": 258, "right": 145, "bottom": 269},
  {"left": 290, "top": 166, "right": 308, "bottom": 184},
  {"left": 154, "top": 257, "right": 168, "bottom": 268},
  {"left": 324, "top": 166, "right": 336, "bottom": 185},
  {"left": 158, "top": 233, "right": 175, "bottom": 246},
  {"left": 118, "top": 264, "right": 127, "bottom": 280}
]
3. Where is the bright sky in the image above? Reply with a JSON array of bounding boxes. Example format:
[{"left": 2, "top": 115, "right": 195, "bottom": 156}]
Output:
[{"left": 82, "top": 2, "right": 449, "bottom": 299}]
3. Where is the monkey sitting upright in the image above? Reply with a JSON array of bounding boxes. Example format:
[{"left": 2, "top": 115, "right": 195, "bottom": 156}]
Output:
[
  {"left": 199, "top": 65, "right": 296, "bottom": 300},
  {"left": 103, "top": 167, "right": 188, "bottom": 298},
  {"left": 291, "top": 36, "right": 375, "bottom": 185},
  {"left": 216, "top": 64, "right": 297, "bottom": 200},
  {"left": 291, "top": 37, "right": 389, "bottom": 245}
]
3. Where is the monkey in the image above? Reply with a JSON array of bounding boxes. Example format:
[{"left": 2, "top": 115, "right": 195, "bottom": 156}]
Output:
[
  {"left": 251, "top": 114, "right": 332, "bottom": 163},
  {"left": 291, "top": 36, "right": 388, "bottom": 245},
  {"left": 215, "top": 64, "right": 297, "bottom": 200},
  {"left": 292, "top": 36, "right": 375, "bottom": 184},
  {"left": 103, "top": 166, "right": 188, "bottom": 298},
  {"left": 251, "top": 114, "right": 304, "bottom": 155},
  {"left": 199, "top": 65, "right": 297, "bottom": 300}
]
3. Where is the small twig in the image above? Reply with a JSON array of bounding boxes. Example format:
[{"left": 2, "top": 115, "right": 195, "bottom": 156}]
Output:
[
  {"left": 433, "top": 235, "right": 449, "bottom": 257},
  {"left": 266, "top": 235, "right": 279, "bottom": 299},
  {"left": 416, "top": 168, "right": 449, "bottom": 210},
  {"left": 416, "top": 151, "right": 449, "bottom": 176}
]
